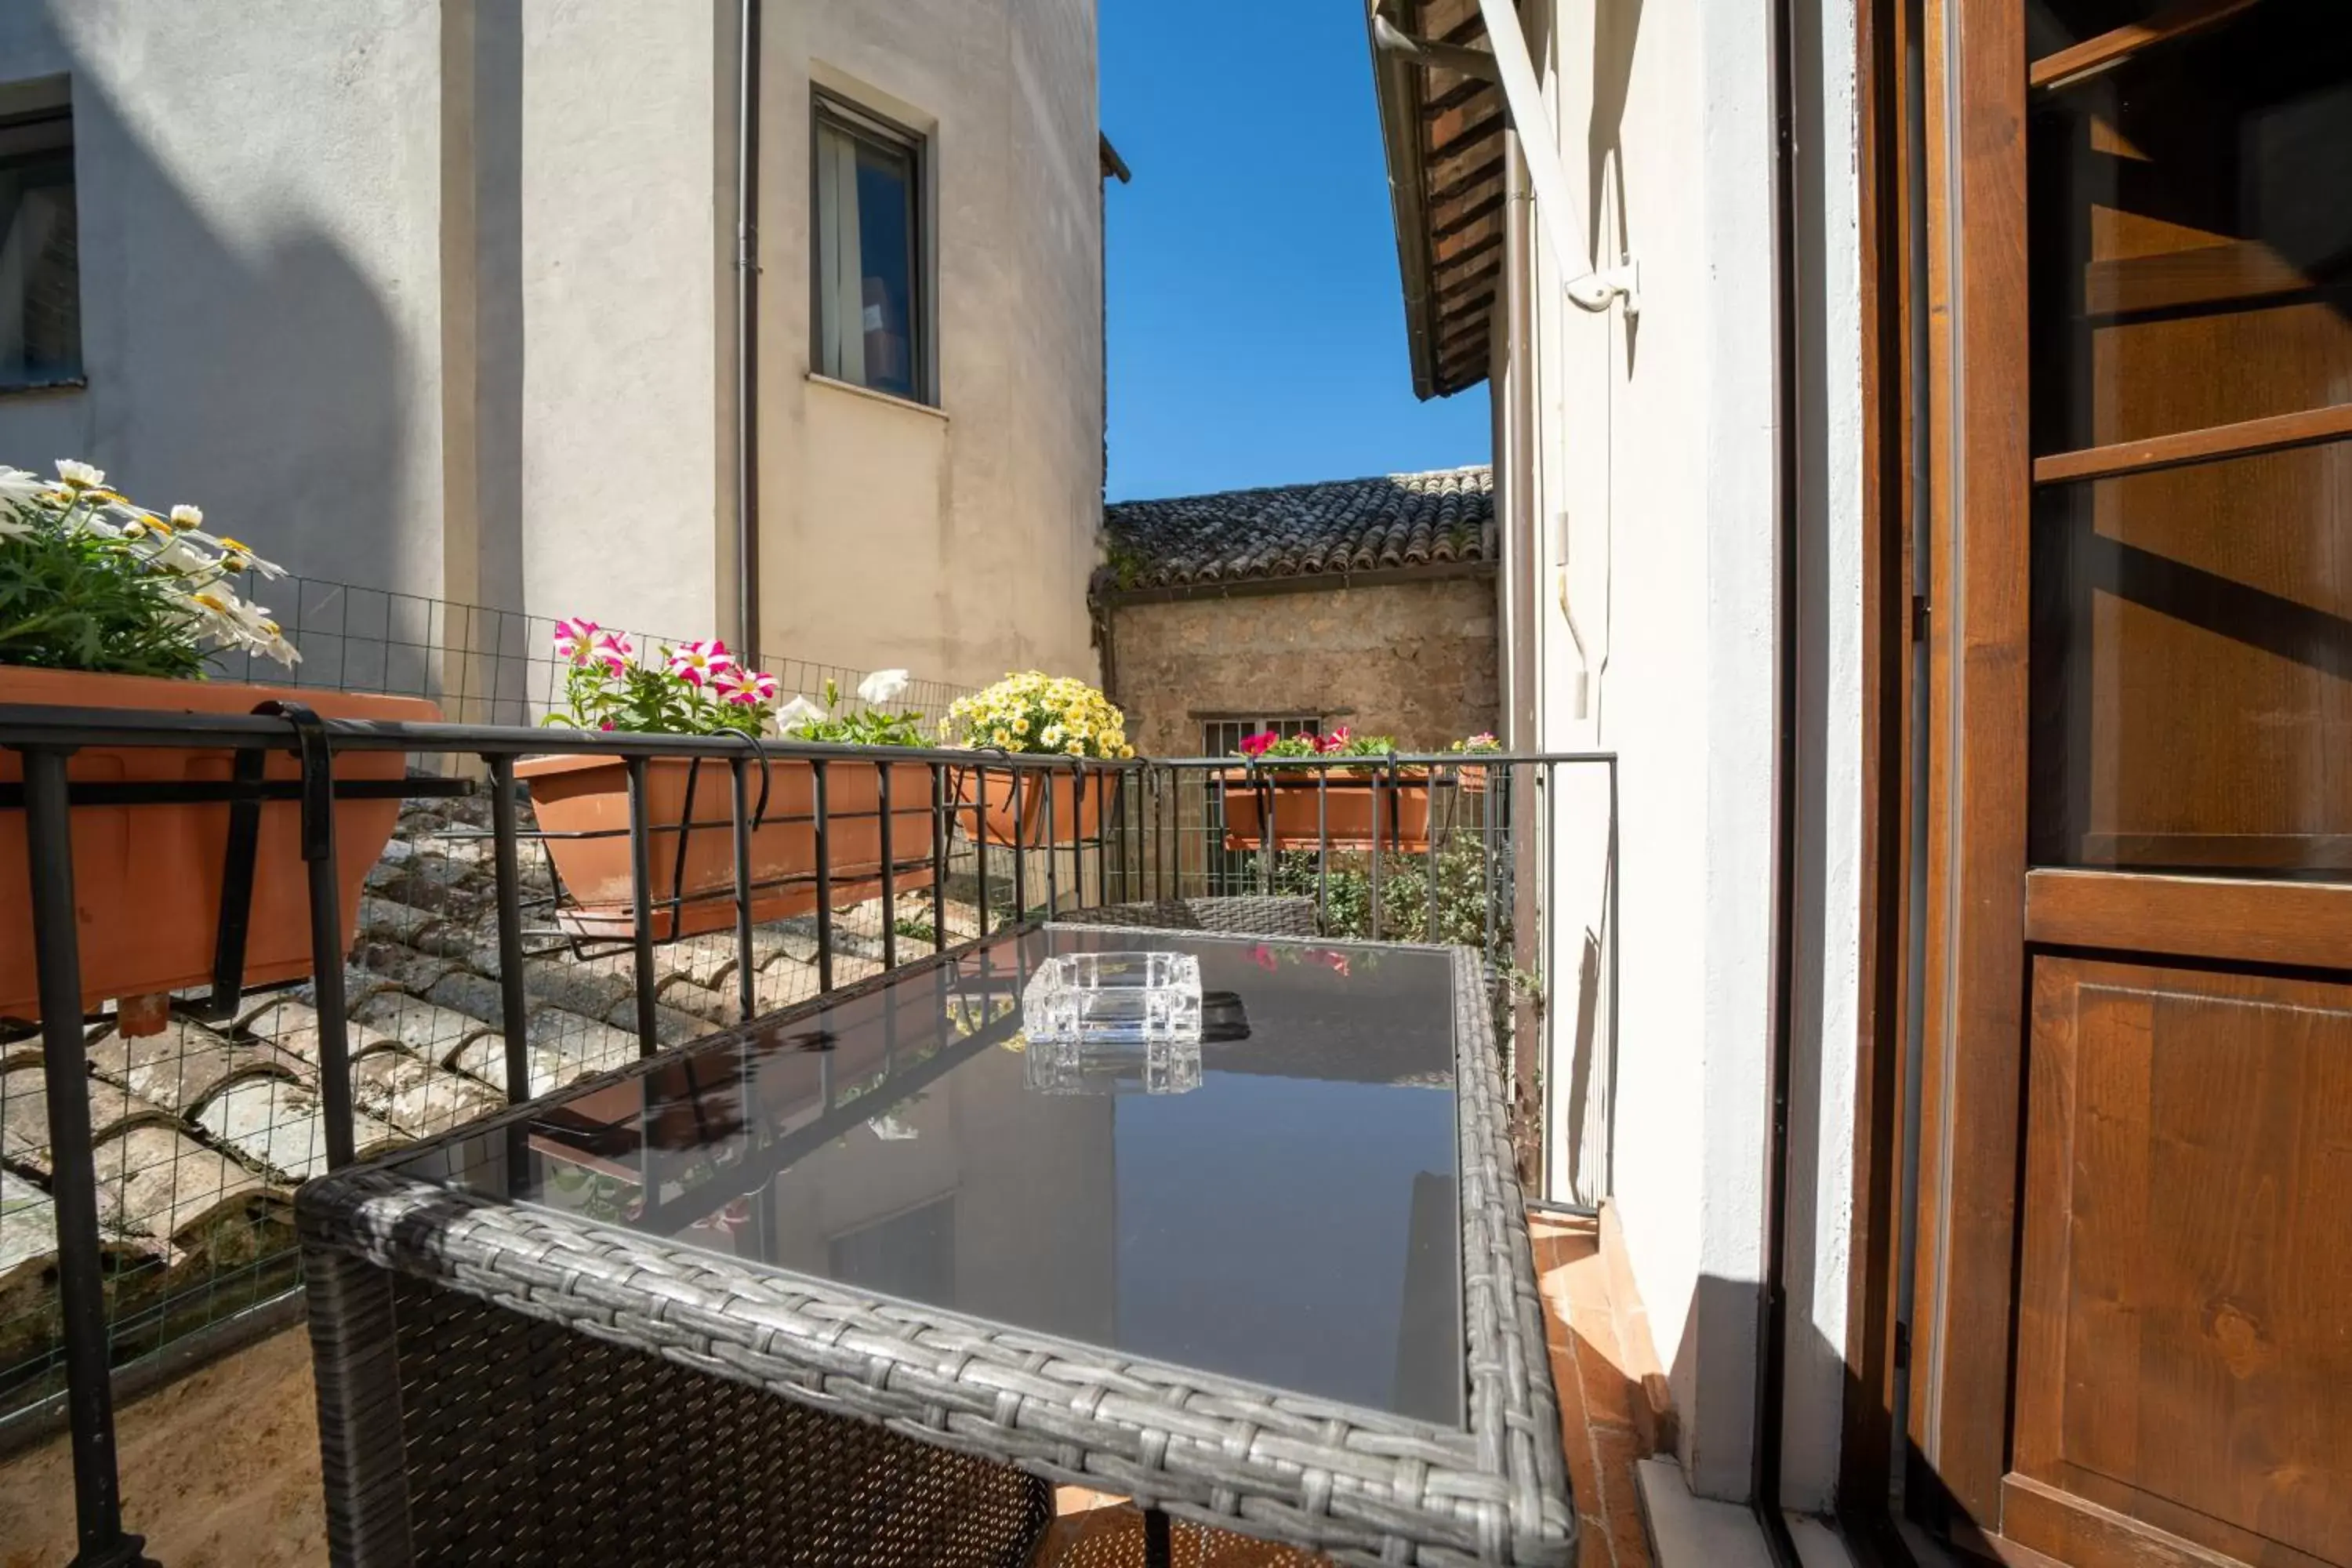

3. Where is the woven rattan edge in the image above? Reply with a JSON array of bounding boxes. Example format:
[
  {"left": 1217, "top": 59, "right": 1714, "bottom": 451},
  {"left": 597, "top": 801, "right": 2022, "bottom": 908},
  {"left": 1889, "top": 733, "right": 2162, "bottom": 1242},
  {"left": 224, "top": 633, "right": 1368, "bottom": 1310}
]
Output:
[{"left": 298, "top": 932, "right": 1572, "bottom": 1566}]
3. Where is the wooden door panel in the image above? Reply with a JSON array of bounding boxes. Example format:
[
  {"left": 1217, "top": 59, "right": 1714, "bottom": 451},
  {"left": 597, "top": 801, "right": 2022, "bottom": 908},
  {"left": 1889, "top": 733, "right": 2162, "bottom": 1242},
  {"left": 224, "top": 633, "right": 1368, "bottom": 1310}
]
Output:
[{"left": 2016, "top": 956, "right": 2352, "bottom": 1566}]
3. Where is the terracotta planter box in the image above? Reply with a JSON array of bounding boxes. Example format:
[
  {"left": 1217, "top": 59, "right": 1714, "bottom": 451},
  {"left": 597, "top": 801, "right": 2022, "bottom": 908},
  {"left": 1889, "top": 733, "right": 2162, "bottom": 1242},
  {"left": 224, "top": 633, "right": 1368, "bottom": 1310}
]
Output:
[
  {"left": 0, "top": 666, "right": 437, "bottom": 1022},
  {"left": 953, "top": 766, "right": 1109, "bottom": 849},
  {"left": 519, "top": 753, "right": 938, "bottom": 942},
  {"left": 1215, "top": 769, "right": 1457, "bottom": 854}
]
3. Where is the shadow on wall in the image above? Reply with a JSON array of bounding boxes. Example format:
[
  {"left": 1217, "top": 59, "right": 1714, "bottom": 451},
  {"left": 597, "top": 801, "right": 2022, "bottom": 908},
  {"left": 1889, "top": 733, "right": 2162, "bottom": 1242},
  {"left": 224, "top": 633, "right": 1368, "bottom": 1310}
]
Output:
[{"left": 13, "top": 48, "right": 416, "bottom": 601}]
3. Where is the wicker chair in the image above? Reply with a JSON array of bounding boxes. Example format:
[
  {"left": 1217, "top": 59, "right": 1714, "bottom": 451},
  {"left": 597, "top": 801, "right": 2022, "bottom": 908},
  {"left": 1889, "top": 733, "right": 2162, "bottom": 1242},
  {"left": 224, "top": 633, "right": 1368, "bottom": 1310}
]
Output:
[{"left": 1058, "top": 896, "right": 1319, "bottom": 938}]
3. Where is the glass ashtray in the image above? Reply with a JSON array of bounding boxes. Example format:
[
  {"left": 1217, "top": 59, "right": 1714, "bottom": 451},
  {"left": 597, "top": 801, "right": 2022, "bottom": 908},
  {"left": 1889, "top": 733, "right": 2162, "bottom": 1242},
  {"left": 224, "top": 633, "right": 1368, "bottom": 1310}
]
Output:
[{"left": 1022, "top": 950, "right": 1203, "bottom": 1046}]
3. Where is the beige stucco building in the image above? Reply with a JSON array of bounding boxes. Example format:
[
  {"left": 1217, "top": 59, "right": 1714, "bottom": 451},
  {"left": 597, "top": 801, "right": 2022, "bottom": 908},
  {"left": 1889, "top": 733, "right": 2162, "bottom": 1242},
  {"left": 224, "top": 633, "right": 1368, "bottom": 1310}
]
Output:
[{"left": 0, "top": 0, "right": 1105, "bottom": 694}]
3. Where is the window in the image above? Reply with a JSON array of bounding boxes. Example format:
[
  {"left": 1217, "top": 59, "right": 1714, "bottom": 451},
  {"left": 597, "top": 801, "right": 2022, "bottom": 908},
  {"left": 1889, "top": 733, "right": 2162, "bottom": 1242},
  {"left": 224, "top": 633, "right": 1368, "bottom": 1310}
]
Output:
[
  {"left": 1202, "top": 716, "right": 1321, "bottom": 757},
  {"left": 0, "top": 82, "right": 79, "bottom": 389},
  {"left": 812, "top": 95, "right": 925, "bottom": 404}
]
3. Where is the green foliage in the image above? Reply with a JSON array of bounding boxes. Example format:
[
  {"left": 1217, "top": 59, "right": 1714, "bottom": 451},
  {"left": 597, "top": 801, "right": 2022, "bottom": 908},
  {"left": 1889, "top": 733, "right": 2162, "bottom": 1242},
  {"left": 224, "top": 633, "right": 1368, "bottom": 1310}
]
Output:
[
  {"left": 1100, "top": 535, "right": 1150, "bottom": 591},
  {"left": 0, "top": 517, "right": 211, "bottom": 678},
  {"left": 892, "top": 916, "right": 939, "bottom": 946},
  {"left": 783, "top": 677, "right": 928, "bottom": 747},
  {"left": 1269, "top": 841, "right": 1511, "bottom": 952},
  {"left": 546, "top": 654, "right": 764, "bottom": 738}
]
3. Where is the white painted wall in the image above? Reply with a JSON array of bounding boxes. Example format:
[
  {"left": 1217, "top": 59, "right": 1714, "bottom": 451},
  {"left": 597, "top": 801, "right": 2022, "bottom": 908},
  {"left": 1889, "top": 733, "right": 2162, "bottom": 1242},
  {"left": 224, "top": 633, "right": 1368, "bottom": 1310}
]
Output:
[
  {"left": 0, "top": 0, "right": 1103, "bottom": 695},
  {"left": 1490, "top": 0, "right": 1865, "bottom": 1510}
]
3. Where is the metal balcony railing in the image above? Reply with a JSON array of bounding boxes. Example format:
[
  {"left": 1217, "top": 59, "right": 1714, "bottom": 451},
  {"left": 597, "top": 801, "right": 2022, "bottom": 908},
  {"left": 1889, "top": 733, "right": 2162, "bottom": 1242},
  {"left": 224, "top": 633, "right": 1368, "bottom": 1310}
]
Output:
[{"left": 0, "top": 699, "right": 1615, "bottom": 1566}]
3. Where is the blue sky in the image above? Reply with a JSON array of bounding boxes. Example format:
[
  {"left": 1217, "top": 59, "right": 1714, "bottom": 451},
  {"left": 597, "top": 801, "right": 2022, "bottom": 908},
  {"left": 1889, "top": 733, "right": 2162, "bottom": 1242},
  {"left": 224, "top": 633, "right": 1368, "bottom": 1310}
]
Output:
[{"left": 1100, "top": 5, "right": 1491, "bottom": 503}]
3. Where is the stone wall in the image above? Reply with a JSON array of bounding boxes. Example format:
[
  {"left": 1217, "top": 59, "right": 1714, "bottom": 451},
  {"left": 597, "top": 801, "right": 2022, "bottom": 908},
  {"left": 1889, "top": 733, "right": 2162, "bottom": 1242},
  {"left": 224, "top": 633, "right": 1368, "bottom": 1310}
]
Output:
[{"left": 1105, "top": 575, "right": 1499, "bottom": 757}]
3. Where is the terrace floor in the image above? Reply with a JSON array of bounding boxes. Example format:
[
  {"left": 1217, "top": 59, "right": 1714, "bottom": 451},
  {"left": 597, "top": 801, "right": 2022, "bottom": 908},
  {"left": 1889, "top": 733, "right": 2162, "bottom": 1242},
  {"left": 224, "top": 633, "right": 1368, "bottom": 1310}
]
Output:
[{"left": 0, "top": 1214, "right": 1655, "bottom": 1568}]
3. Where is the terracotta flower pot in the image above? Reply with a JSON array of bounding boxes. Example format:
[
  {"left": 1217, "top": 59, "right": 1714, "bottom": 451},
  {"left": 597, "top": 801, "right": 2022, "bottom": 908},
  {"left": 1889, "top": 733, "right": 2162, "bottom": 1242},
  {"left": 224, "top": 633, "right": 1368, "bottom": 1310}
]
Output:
[
  {"left": 953, "top": 764, "right": 1109, "bottom": 849},
  {"left": 519, "top": 753, "right": 938, "bottom": 942},
  {"left": 0, "top": 666, "right": 438, "bottom": 1021},
  {"left": 1214, "top": 769, "right": 1450, "bottom": 854}
]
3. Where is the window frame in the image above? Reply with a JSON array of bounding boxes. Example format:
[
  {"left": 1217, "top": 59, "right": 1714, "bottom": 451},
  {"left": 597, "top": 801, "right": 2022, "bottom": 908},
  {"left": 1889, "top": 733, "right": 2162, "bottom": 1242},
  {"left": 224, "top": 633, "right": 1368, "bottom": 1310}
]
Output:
[
  {"left": 808, "top": 90, "right": 931, "bottom": 407},
  {"left": 1200, "top": 716, "right": 1323, "bottom": 758},
  {"left": 0, "top": 85, "right": 83, "bottom": 394}
]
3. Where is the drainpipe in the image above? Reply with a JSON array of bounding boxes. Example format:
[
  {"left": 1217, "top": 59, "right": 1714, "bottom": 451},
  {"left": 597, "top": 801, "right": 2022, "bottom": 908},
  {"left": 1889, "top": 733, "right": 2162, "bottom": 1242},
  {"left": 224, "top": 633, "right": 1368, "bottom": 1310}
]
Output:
[
  {"left": 732, "top": 0, "right": 762, "bottom": 664},
  {"left": 1501, "top": 131, "right": 1537, "bottom": 757},
  {"left": 1500, "top": 126, "right": 1548, "bottom": 1185},
  {"left": 1755, "top": 0, "right": 1804, "bottom": 1549}
]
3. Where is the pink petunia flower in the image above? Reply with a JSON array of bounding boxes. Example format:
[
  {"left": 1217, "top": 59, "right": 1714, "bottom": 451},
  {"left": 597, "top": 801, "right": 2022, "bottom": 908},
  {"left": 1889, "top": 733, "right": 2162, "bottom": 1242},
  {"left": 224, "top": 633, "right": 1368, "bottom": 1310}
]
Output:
[
  {"left": 592, "top": 630, "right": 633, "bottom": 676},
  {"left": 713, "top": 665, "right": 779, "bottom": 708},
  {"left": 553, "top": 617, "right": 601, "bottom": 665},
  {"left": 1251, "top": 943, "right": 1280, "bottom": 971},
  {"left": 667, "top": 638, "right": 733, "bottom": 689},
  {"left": 1318, "top": 726, "right": 1352, "bottom": 754},
  {"left": 1239, "top": 731, "right": 1276, "bottom": 758}
]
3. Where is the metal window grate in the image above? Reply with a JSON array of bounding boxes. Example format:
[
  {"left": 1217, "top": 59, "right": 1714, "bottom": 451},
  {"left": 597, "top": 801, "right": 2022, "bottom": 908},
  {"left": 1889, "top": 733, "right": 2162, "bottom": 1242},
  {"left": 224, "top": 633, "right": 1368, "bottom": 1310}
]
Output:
[{"left": 1201, "top": 717, "right": 1320, "bottom": 892}]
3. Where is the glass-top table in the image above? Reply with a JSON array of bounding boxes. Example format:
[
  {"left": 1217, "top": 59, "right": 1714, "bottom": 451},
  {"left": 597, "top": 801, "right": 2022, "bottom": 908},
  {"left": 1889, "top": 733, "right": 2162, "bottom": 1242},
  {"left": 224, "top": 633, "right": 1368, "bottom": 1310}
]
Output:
[
  {"left": 394, "top": 925, "right": 1468, "bottom": 1426},
  {"left": 297, "top": 924, "right": 1573, "bottom": 1566}
]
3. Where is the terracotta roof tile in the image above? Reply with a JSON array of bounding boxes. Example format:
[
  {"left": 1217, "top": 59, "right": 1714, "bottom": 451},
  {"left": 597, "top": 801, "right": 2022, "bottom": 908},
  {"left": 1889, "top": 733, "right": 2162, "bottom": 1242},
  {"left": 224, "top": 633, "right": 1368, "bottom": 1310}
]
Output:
[{"left": 1100, "top": 465, "right": 1495, "bottom": 593}]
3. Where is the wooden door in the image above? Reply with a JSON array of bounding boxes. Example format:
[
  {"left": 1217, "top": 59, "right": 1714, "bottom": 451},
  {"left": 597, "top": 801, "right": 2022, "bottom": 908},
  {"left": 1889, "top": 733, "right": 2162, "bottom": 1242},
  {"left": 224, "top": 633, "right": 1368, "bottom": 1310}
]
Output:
[{"left": 1913, "top": 2, "right": 2352, "bottom": 1564}]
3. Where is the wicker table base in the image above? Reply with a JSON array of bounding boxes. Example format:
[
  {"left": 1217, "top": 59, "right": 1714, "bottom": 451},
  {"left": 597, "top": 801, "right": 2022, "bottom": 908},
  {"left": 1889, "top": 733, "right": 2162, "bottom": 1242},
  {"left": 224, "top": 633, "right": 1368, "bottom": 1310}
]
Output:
[{"left": 309, "top": 1265, "right": 1051, "bottom": 1566}]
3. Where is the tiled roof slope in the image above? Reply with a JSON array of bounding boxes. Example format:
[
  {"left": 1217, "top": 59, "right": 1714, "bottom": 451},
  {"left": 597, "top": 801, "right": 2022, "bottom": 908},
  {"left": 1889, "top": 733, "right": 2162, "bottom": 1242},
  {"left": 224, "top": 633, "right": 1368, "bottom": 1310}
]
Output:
[{"left": 1100, "top": 465, "right": 1494, "bottom": 593}]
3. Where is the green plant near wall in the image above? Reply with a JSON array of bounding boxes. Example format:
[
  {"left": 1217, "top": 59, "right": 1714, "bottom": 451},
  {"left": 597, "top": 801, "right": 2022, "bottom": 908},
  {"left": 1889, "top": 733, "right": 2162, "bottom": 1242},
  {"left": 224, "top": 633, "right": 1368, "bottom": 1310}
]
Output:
[
  {"left": 1100, "top": 535, "right": 1151, "bottom": 592},
  {"left": 1269, "top": 840, "right": 1511, "bottom": 952}
]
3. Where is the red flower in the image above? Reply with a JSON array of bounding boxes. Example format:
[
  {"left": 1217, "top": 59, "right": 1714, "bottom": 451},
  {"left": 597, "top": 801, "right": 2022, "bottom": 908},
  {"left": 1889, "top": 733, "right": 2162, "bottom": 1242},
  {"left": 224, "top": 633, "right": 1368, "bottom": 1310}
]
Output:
[
  {"left": 1239, "top": 731, "right": 1277, "bottom": 758},
  {"left": 1318, "top": 726, "right": 1352, "bottom": 753},
  {"left": 1315, "top": 949, "right": 1351, "bottom": 977},
  {"left": 1251, "top": 943, "right": 1279, "bottom": 971}
]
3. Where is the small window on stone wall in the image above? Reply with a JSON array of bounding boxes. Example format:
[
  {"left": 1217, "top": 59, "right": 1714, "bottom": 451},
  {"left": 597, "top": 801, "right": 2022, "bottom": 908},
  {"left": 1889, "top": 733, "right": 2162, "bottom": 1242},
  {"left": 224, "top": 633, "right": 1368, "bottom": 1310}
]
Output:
[{"left": 1202, "top": 717, "right": 1319, "bottom": 757}]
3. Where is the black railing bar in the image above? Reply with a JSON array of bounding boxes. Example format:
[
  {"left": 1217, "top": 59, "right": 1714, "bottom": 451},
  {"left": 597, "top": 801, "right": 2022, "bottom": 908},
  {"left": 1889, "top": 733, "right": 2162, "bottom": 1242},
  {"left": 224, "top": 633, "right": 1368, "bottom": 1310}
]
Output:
[
  {"left": 278, "top": 702, "right": 358, "bottom": 1172},
  {"left": 1482, "top": 768, "right": 1498, "bottom": 960},
  {"left": 624, "top": 757, "right": 659, "bottom": 1057},
  {"left": 0, "top": 706, "right": 1151, "bottom": 768},
  {"left": 929, "top": 764, "right": 948, "bottom": 954},
  {"left": 486, "top": 756, "right": 534, "bottom": 1106},
  {"left": 19, "top": 747, "right": 148, "bottom": 1565},
  {"left": 730, "top": 757, "right": 758, "bottom": 1024},
  {"left": 812, "top": 760, "right": 833, "bottom": 994},
  {"left": 0, "top": 777, "right": 471, "bottom": 808},
  {"left": 1316, "top": 771, "right": 1330, "bottom": 924},
  {"left": 1010, "top": 769, "right": 1027, "bottom": 923},
  {"left": 1425, "top": 776, "right": 1441, "bottom": 942},
  {"left": 878, "top": 760, "right": 897, "bottom": 972},
  {"left": 1043, "top": 768, "right": 1058, "bottom": 913},
  {"left": 974, "top": 764, "right": 991, "bottom": 938},
  {"left": 1091, "top": 768, "right": 1108, "bottom": 909},
  {"left": 203, "top": 747, "right": 270, "bottom": 1018}
]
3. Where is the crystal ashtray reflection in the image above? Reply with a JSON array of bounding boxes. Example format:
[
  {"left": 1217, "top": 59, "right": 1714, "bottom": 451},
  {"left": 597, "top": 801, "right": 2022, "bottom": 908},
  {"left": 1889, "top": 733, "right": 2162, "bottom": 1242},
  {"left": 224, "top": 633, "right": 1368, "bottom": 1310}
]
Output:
[
  {"left": 1024, "top": 1033, "right": 1203, "bottom": 1097},
  {"left": 1021, "top": 950, "right": 1203, "bottom": 1047}
]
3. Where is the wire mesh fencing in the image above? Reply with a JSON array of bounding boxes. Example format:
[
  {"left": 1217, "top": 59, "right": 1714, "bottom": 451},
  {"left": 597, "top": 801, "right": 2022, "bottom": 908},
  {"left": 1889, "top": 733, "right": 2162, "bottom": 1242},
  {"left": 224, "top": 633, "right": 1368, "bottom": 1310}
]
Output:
[{"left": 202, "top": 572, "right": 973, "bottom": 771}]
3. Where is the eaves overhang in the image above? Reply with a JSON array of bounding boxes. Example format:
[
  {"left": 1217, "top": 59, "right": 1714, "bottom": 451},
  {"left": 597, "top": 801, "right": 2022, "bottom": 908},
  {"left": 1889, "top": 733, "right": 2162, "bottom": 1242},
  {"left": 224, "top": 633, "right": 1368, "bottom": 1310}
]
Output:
[{"left": 1366, "top": 0, "right": 1509, "bottom": 400}]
